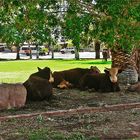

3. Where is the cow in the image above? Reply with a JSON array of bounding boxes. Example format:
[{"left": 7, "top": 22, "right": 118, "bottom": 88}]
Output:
[
  {"left": 23, "top": 67, "right": 54, "bottom": 101},
  {"left": 30, "top": 67, "right": 54, "bottom": 83},
  {"left": 0, "top": 83, "right": 27, "bottom": 110},
  {"left": 127, "top": 82, "right": 140, "bottom": 93},
  {"left": 79, "top": 67, "right": 121, "bottom": 92},
  {"left": 52, "top": 66, "right": 101, "bottom": 89},
  {"left": 23, "top": 76, "right": 53, "bottom": 101}
]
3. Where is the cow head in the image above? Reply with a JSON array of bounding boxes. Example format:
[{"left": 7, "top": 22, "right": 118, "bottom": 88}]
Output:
[
  {"left": 37, "top": 67, "right": 54, "bottom": 83},
  {"left": 104, "top": 67, "right": 122, "bottom": 83},
  {"left": 90, "top": 66, "right": 101, "bottom": 74}
]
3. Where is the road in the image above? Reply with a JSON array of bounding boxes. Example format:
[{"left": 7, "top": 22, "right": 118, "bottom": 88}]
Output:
[{"left": 0, "top": 52, "right": 104, "bottom": 60}]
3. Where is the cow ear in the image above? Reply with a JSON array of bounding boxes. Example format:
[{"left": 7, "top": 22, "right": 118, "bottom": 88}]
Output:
[
  {"left": 90, "top": 66, "right": 94, "bottom": 69},
  {"left": 37, "top": 67, "right": 42, "bottom": 71},
  {"left": 90, "top": 66, "right": 97, "bottom": 70}
]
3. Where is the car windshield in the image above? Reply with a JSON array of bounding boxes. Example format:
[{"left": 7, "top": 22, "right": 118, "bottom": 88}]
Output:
[
  {"left": 22, "top": 47, "right": 29, "bottom": 50},
  {"left": 31, "top": 47, "right": 36, "bottom": 50}
]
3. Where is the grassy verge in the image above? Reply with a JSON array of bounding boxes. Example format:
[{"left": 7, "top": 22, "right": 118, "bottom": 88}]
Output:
[{"left": 0, "top": 59, "right": 111, "bottom": 83}]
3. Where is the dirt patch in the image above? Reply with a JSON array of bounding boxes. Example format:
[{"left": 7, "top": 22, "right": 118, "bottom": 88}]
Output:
[{"left": 0, "top": 86, "right": 140, "bottom": 139}]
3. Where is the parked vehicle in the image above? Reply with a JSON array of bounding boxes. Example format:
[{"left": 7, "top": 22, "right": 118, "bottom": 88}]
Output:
[
  {"left": 0, "top": 44, "right": 6, "bottom": 52},
  {"left": 20, "top": 45, "right": 46, "bottom": 56},
  {"left": 60, "top": 47, "right": 75, "bottom": 54}
]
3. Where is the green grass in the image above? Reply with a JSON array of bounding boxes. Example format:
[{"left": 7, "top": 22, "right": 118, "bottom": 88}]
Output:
[
  {"left": 0, "top": 59, "right": 111, "bottom": 83},
  {"left": 25, "top": 128, "right": 99, "bottom": 140}
]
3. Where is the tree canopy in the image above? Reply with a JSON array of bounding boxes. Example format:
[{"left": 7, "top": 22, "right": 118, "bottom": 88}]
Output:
[
  {"left": 64, "top": 0, "right": 140, "bottom": 53},
  {"left": 0, "top": 0, "right": 140, "bottom": 56}
]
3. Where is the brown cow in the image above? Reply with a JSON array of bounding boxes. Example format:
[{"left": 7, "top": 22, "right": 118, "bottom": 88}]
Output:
[
  {"left": 79, "top": 67, "right": 122, "bottom": 92},
  {"left": 23, "top": 67, "right": 54, "bottom": 101},
  {"left": 0, "top": 83, "right": 27, "bottom": 110},
  {"left": 52, "top": 66, "right": 101, "bottom": 89}
]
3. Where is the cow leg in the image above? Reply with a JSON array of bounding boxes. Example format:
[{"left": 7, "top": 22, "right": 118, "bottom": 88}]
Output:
[
  {"left": 65, "top": 81, "right": 73, "bottom": 88},
  {"left": 57, "top": 80, "right": 71, "bottom": 89},
  {"left": 57, "top": 83, "right": 68, "bottom": 89}
]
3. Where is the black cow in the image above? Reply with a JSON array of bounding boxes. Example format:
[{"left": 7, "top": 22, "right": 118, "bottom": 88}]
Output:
[
  {"left": 79, "top": 68, "right": 121, "bottom": 92},
  {"left": 30, "top": 67, "right": 54, "bottom": 82},
  {"left": 23, "top": 67, "right": 54, "bottom": 101}
]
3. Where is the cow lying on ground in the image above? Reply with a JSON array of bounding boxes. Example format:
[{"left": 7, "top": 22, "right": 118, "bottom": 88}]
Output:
[
  {"left": 79, "top": 68, "right": 121, "bottom": 92},
  {"left": 30, "top": 67, "right": 54, "bottom": 82},
  {"left": 0, "top": 83, "right": 27, "bottom": 110},
  {"left": 52, "top": 66, "right": 101, "bottom": 89},
  {"left": 127, "top": 82, "right": 140, "bottom": 93},
  {"left": 24, "top": 76, "right": 53, "bottom": 101},
  {"left": 23, "top": 67, "right": 54, "bottom": 101}
]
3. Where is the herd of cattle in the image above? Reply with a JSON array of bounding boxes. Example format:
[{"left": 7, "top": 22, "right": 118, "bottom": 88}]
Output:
[{"left": 0, "top": 66, "right": 140, "bottom": 110}]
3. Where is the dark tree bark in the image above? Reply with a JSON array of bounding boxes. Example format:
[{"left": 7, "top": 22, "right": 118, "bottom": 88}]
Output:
[
  {"left": 132, "top": 48, "right": 140, "bottom": 80},
  {"left": 75, "top": 46, "right": 80, "bottom": 60},
  {"left": 16, "top": 45, "right": 20, "bottom": 60},
  {"left": 138, "top": 49, "right": 140, "bottom": 80},
  {"left": 36, "top": 45, "right": 39, "bottom": 59},
  {"left": 29, "top": 44, "right": 32, "bottom": 59},
  {"left": 95, "top": 41, "right": 100, "bottom": 59},
  {"left": 51, "top": 49, "right": 54, "bottom": 59}
]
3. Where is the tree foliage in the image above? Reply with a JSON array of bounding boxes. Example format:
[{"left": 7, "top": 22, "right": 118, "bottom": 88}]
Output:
[
  {"left": 0, "top": 0, "right": 140, "bottom": 57},
  {"left": 93, "top": 0, "right": 140, "bottom": 52},
  {"left": 0, "top": 0, "right": 60, "bottom": 50},
  {"left": 63, "top": 0, "right": 140, "bottom": 53}
]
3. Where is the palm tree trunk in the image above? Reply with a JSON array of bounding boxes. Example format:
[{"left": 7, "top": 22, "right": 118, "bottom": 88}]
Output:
[
  {"left": 131, "top": 48, "right": 140, "bottom": 80},
  {"left": 138, "top": 49, "right": 140, "bottom": 80},
  {"left": 111, "top": 49, "right": 138, "bottom": 84}
]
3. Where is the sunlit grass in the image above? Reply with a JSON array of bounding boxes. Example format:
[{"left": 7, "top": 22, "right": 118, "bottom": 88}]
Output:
[{"left": 0, "top": 59, "right": 111, "bottom": 83}]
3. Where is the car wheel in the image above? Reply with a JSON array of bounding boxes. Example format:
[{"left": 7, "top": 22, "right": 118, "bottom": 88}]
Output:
[
  {"left": 71, "top": 51, "right": 75, "bottom": 54},
  {"left": 61, "top": 51, "right": 65, "bottom": 54}
]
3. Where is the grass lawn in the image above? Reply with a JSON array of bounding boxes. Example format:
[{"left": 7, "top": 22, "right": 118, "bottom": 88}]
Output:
[{"left": 0, "top": 59, "right": 111, "bottom": 83}]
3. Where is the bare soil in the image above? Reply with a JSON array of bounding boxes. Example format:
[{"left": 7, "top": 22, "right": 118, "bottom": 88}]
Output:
[{"left": 0, "top": 85, "right": 140, "bottom": 140}]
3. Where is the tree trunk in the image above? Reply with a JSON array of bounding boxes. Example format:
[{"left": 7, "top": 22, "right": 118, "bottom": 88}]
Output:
[
  {"left": 49, "top": 42, "right": 54, "bottom": 59},
  {"left": 29, "top": 44, "right": 32, "bottom": 59},
  {"left": 102, "top": 49, "right": 108, "bottom": 61},
  {"left": 75, "top": 47, "right": 80, "bottom": 60},
  {"left": 51, "top": 49, "right": 54, "bottom": 59},
  {"left": 111, "top": 49, "right": 138, "bottom": 85},
  {"left": 36, "top": 45, "right": 39, "bottom": 59},
  {"left": 95, "top": 41, "right": 100, "bottom": 59},
  {"left": 16, "top": 45, "right": 20, "bottom": 60}
]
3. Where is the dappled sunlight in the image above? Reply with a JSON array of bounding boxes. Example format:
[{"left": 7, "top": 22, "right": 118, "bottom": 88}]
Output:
[{"left": 0, "top": 71, "right": 33, "bottom": 83}]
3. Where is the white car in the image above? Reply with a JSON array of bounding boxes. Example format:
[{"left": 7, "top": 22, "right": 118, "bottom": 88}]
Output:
[{"left": 60, "top": 47, "right": 75, "bottom": 54}]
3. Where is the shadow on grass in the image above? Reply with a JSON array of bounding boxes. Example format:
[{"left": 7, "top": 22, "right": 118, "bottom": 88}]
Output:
[
  {"left": 78, "top": 61, "right": 112, "bottom": 65},
  {"left": 69, "top": 60, "right": 112, "bottom": 65}
]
